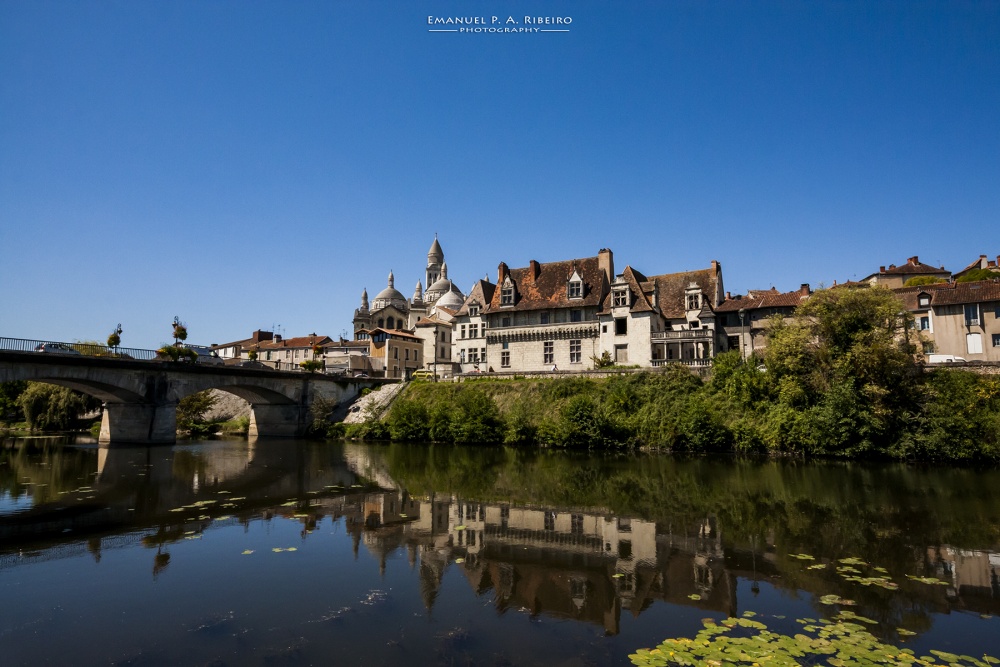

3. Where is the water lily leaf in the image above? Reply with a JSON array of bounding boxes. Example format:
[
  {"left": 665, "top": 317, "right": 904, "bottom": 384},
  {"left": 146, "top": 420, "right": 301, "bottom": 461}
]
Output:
[
  {"left": 688, "top": 594, "right": 702, "bottom": 601},
  {"left": 455, "top": 558, "right": 465, "bottom": 564},
  {"left": 454, "top": 525, "right": 466, "bottom": 531}
]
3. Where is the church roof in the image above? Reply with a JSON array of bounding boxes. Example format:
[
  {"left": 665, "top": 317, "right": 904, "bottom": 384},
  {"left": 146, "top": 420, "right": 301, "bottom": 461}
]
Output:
[{"left": 428, "top": 236, "right": 444, "bottom": 262}]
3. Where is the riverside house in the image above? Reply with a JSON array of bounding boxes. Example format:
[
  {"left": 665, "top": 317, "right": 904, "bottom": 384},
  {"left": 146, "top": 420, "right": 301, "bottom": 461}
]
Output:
[{"left": 895, "top": 279, "right": 1000, "bottom": 361}]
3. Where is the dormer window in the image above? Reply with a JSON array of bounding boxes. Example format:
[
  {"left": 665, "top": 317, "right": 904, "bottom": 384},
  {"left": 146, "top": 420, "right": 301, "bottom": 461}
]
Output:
[
  {"left": 918, "top": 294, "right": 930, "bottom": 307},
  {"left": 501, "top": 278, "right": 514, "bottom": 306},
  {"left": 567, "top": 269, "right": 584, "bottom": 299},
  {"left": 687, "top": 294, "right": 701, "bottom": 310},
  {"left": 613, "top": 288, "right": 629, "bottom": 308},
  {"left": 469, "top": 305, "right": 480, "bottom": 317}
]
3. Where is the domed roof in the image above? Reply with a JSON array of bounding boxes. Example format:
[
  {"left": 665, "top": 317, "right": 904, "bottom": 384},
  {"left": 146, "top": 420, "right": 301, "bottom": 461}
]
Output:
[
  {"left": 435, "top": 290, "right": 465, "bottom": 310},
  {"left": 425, "top": 278, "right": 464, "bottom": 305},
  {"left": 371, "top": 271, "right": 409, "bottom": 311}
]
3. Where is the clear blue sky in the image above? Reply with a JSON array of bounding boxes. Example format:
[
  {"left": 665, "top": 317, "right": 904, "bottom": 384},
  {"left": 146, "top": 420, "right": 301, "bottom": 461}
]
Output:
[{"left": 2, "top": 1, "right": 998, "bottom": 349}]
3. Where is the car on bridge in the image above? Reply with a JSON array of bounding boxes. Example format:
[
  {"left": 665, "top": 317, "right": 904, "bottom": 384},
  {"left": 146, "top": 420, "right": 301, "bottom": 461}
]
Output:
[
  {"left": 184, "top": 345, "right": 225, "bottom": 366},
  {"left": 34, "top": 342, "right": 82, "bottom": 355}
]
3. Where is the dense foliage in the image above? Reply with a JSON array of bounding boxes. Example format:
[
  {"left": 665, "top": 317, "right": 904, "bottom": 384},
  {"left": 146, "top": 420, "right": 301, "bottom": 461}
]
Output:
[
  {"left": 357, "top": 287, "right": 1000, "bottom": 462},
  {"left": 14, "top": 382, "right": 101, "bottom": 431}
]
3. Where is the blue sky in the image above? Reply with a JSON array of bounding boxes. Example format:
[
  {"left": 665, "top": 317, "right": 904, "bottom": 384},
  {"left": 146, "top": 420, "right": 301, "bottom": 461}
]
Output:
[{"left": 2, "top": 0, "right": 998, "bottom": 349}]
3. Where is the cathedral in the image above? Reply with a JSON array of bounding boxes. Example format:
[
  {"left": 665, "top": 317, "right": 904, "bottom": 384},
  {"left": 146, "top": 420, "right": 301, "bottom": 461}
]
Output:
[{"left": 353, "top": 236, "right": 466, "bottom": 338}]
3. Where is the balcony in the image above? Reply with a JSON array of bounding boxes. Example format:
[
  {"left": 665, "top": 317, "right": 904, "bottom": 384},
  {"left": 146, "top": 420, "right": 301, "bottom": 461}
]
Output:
[
  {"left": 486, "top": 322, "right": 599, "bottom": 344},
  {"left": 650, "top": 328, "right": 714, "bottom": 340},
  {"left": 651, "top": 359, "right": 713, "bottom": 368}
]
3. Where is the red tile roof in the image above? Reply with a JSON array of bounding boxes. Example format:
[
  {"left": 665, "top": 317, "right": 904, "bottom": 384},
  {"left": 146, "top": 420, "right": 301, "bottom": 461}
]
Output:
[
  {"left": 485, "top": 255, "right": 609, "bottom": 313},
  {"left": 645, "top": 265, "right": 722, "bottom": 319},
  {"left": 455, "top": 279, "right": 496, "bottom": 317},
  {"left": 715, "top": 286, "right": 811, "bottom": 312},
  {"left": 256, "top": 335, "right": 333, "bottom": 350},
  {"left": 894, "top": 279, "right": 1000, "bottom": 309}
]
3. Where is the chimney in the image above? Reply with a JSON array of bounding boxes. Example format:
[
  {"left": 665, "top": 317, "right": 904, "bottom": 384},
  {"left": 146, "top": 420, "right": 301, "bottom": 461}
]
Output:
[
  {"left": 529, "top": 259, "right": 541, "bottom": 279},
  {"left": 597, "top": 248, "right": 614, "bottom": 284},
  {"left": 725, "top": 291, "right": 731, "bottom": 300},
  {"left": 908, "top": 256, "right": 919, "bottom": 266},
  {"left": 879, "top": 266, "right": 885, "bottom": 273},
  {"left": 800, "top": 283, "right": 810, "bottom": 296},
  {"left": 497, "top": 262, "right": 509, "bottom": 284},
  {"left": 274, "top": 334, "right": 282, "bottom": 343},
  {"left": 711, "top": 259, "right": 720, "bottom": 272},
  {"left": 889, "top": 264, "right": 896, "bottom": 270}
]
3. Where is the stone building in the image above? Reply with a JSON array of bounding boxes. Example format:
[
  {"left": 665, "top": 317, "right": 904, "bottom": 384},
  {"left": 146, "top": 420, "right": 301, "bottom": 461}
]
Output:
[
  {"left": 452, "top": 278, "right": 496, "bottom": 374},
  {"left": 714, "top": 285, "right": 812, "bottom": 359},
  {"left": 484, "top": 250, "right": 614, "bottom": 372},
  {"left": 862, "top": 255, "right": 950, "bottom": 288},
  {"left": 895, "top": 279, "right": 1000, "bottom": 361},
  {"left": 352, "top": 236, "right": 465, "bottom": 336}
]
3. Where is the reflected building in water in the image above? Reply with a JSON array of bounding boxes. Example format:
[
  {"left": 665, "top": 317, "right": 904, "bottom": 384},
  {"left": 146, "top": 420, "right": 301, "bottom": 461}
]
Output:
[{"left": 353, "top": 490, "right": 733, "bottom": 634}]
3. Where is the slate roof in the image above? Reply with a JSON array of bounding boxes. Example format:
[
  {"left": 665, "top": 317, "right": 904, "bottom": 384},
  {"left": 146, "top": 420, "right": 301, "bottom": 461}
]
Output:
[
  {"left": 485, "top": 255, "right": 608, "bottom": 313},
  {"left": 894, "top": 279, "right": 1000, "bottom": 309},
  {"left": 863, "top": 255, "right": 950, "bottom": 281}
]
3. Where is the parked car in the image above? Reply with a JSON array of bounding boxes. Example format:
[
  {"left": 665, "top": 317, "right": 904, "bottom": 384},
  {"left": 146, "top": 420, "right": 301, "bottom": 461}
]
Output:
[
  {"left": 34, "top": 342, "right": 82, "bottom": 355},
  {"left": 184, "top": 345, "right": 225, "bottom": 366},
  {"left": 926, "top": 354, "right": 967, "bottom": 364},
  {"left": 410, "top": 369, "right": 434, "bottom": 380}
]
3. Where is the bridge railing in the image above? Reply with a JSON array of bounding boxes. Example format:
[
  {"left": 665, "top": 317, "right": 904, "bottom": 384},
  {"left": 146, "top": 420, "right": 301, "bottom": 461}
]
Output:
[{"left": 0, "top": 337, "right": 160, "bottom": 361}]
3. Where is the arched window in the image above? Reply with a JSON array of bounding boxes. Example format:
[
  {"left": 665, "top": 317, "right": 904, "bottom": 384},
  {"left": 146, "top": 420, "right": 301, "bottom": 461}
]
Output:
[
  {"left": 377, "top": 318, "right": 384, "bottom": 328},
  {"left": 387, "top": 316, "right": 395, "bottom": 329}
]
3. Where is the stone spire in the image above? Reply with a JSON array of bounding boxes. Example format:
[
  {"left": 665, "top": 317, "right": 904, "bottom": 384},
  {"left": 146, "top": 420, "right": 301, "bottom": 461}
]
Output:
[
  {"left": 387, "top": 270, "right": 394, "bottom": 288},
  {"left": 428, "top": 234, "right": 444, "bottom": 264},
  {"left": 412, "top": 280, "right": 424, "bottom": 303},
  {"left": 442, "top": 262, "right": 448, "bottom": 279},
  {"left": 360, "top": 288, "right": 369, "bottom": 312}
]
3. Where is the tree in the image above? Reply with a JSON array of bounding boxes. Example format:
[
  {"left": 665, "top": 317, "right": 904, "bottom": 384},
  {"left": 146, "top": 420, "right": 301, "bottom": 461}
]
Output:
[
  {"left": 763, "top": 285, "right": 920, "bottom": 454},
  {"left": 903, "top": 276, "right": 947, "bottom": 286},
  {"left": 0, "top": 381, "right": 28, "bottom": 421},
  {"left": 176, "top": 391, "right": 217, "bottom": 432},
  {"left": 16, "top": 382, "right": 100, "bottom": 431},
  {"left": 956, "top": 268, "right": 999, "bottom": 283}
]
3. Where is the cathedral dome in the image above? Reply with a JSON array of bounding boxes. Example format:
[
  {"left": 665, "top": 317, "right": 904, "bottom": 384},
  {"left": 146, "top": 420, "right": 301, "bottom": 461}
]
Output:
[
  {"left": 371, "top": 271, "right": 409, "bottom": 311},
  {"left": 435, "top": 289, "right": 465, "bottom": 310},
  {"left": 425, "top": 278, "right": 464, "bottom": 305}
]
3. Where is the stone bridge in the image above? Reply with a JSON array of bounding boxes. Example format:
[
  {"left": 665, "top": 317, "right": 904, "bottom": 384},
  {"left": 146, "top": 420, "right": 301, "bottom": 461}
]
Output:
[{"left": 0, "top": 351, "right": 392, "bottom": 444}]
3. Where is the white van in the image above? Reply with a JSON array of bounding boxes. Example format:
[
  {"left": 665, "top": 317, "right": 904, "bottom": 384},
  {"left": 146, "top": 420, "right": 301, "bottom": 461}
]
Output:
[{"left": 926, "top": 354, "right": 967, "bottom": 364}]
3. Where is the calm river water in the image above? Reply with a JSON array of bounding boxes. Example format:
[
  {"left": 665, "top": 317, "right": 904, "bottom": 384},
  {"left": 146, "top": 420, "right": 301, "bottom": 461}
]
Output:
[{"left": 1, "top": 436, "right": 999, "bottom": 666}]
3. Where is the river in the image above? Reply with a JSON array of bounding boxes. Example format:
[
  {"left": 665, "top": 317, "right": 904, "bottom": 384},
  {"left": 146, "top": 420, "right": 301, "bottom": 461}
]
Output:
[{"left": 1, "top": 436, "right": 998, "bottom": 665}]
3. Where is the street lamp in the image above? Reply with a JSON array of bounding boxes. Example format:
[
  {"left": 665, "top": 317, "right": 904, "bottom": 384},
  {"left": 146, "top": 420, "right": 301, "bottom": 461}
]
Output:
[{"left": 738, "top": 308, "right": 746, "bottom": 361}]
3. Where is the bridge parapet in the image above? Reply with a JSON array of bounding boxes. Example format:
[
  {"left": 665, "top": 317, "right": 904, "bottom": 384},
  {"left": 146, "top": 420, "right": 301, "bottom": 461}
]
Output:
[{"left": 0, "top": 350, "right": 395, "bottom": 444}]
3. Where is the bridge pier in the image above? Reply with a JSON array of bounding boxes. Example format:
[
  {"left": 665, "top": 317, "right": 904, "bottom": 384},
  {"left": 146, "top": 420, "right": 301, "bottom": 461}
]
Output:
[
  {"left": 99, "top": 402, "right": 178, "bottom": 445},
  {"left": 249, "top": 404, "right": 309, "bottom": 438}
]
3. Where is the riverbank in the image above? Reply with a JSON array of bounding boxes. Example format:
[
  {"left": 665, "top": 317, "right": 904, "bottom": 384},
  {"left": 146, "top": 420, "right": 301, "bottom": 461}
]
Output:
[{"left": 336, "top": 361, "right": 1000, "bottom": 462}]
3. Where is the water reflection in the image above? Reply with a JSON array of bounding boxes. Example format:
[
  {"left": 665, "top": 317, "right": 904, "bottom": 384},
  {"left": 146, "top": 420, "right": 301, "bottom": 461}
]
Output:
[{"left": 1, "top": 437, "right": 998, "bottom": 665}]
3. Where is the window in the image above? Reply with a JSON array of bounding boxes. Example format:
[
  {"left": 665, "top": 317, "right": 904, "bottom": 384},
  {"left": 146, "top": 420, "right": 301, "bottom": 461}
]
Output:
[
  {"left": 687, "top": 294, "right": 700, "bottom": 310},
  {"left": 543, "top": 341, "right": 554, "bottom": 364},
  {"left": 501, "top": 316, "right": 511, "bottom": 327},
  {"left": 568, "top": 281, "right": 582, "bottom": 299},
  {"left": 919, "top": 294, "right": 931, "bottom": 307},
  {"left": 570, "top": 339, "right": 581, "bottom": 363},
  {"left": 501, "top": 283, "right": 514, "bottom": 305},
  {"left": 993, "top": 334, "right": 1000, "bottom": 347},
  {"left": 460, "top": 349, "right": 466, "bottom": 363},
  {"left": 967, "top": 333, "right": 983, "bottom": 354},
  {"left": 470, "top": 324, "right": 478, "bottom": 338},
  {"left": 965, "top": 304, "right": 980, "bottom": 326},
  {"left": 405, "top": 349, "right": 409, "bottom": 361},
  {"left": 613, "top": 289, "right": 628, "bottom": 307},
  {"left": 387, "top": 316, "right": 395, "bottom": 329},
  {"left": 544, "top": 511, "right": 556, "bottom": 531},
  {"left": 570, "top": 514, "right": 584, "bottom": 535},
  {"left": 501, "top": 350, "right": 510, "bottom": 367},
  {"left": 602, "top": 325, "right": 607, "bottom": 333},
  {"left": 690, "top": 319, "right": 700, "bottom": 328},
  {"left": 919, "top": 316, "right": 930, "bottom": 331},
  {"left": 614, "top": 318, "right": 627, "bottom": 335},
  {"left": 469, "top": 305, "right": 479, "bottom": 316},
  {"left": 460, "top": 325, "right": 466, "bottom": 339},
  {"left": 571, "top": 310, "right": 582, "bottom": 322},
  {"left": 481, "top": 347, "right": 486, "bottom": 362},
  {"left": 540, "top": 312, "right": 549, "bottom": 325},
  {"left": 393, "top": 348, "right": 398, "bottom": 359}
]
